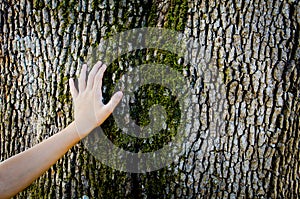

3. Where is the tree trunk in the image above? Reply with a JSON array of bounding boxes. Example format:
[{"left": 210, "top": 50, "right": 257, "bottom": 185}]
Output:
[{"left": 0, "top": 0, "right": 299, "bottom": 198}]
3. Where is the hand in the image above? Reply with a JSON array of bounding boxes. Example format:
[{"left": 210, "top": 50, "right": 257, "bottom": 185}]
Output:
[{"left": 69, "top": 61, "right": 123, "bottom": 139}]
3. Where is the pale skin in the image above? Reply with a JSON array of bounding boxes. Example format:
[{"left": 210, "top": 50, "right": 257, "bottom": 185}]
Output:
[{"left": 0, "top": 61, "right": 123, "bottom": 198}]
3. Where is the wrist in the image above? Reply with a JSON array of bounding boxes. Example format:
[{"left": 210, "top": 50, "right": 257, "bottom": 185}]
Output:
[
  {"left": 73, "top": 120, "right": 95, "bottom": 140},
  {"left": 64, "top": 121, "right": 82, "bottom": 141}
]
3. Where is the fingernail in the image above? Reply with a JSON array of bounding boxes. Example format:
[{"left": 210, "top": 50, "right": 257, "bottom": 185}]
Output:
[{"left": 117, "top": 91, "right": 123, "bottom": 97}]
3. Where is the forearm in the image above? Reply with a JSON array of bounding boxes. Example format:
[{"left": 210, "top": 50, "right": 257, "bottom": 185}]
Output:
[
  {"left": 0, "top": 122, "right": 81, "bottom": 198},
  {"left": 0, "top": 61, "right": 122, "bottom": 198}
]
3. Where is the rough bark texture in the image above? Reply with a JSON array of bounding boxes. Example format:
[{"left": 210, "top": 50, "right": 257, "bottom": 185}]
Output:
[{"left": 0, "top": 0, "right": 299, "bottom": 198}]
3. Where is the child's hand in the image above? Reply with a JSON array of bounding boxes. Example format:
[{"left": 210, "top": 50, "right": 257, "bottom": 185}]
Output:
[{"left": 69, "top": 61, "right": 123, "bottom": 139}]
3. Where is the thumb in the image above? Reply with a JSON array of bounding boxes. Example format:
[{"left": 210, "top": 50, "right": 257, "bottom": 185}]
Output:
[{"left": 106, "top": 91, "right": 123, "bottom": 113}]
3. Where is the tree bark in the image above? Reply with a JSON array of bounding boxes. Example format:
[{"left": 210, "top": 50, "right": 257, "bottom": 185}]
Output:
[{"left": 0, "top": 0, "right": 299, "bottom": 198}]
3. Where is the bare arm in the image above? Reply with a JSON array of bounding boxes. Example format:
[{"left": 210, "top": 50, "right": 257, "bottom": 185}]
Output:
[
  {"left": 0, "top": 122, "right": 80, "bottom": 198},
  {"left": 0, "top": 61, "right": 122, "bottom": 198}
]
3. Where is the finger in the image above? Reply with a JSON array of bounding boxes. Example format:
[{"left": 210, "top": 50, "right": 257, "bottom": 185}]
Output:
[
  {"left": 105, "top": 91, "right": 123, "bottom": 112},
  {"left": 94, "top": 64, "right": 107, "bottom": 99},
  {"left": 79, "top": 64, "right": 87, "bottom": 92},
  {"left": 86, "top": 61, "right": 102, "bottom": 90},
  {"left": 69, "top": 78, "right": 78, "bottom": 99}
]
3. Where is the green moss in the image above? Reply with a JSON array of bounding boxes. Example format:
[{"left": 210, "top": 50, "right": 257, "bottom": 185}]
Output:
[
  {"left": 56, "top": 0, "right": 79, "bottom": 35},
  {"left": 100, "top": 46, "right": 186, "bottom": 157},
  {"left": 27, "top": 0, "right": 192, "bottom": 196},
  {"left": 164, "top": 0, "right": 189, "bottom": 31},
  {"left": 147, "top": 3, "right": 159, "bottom": 27},
  {"left": 33, "top": 0, "right": 45, "bottom": 9}
]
